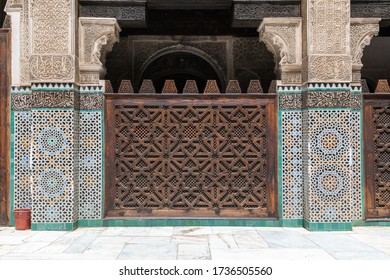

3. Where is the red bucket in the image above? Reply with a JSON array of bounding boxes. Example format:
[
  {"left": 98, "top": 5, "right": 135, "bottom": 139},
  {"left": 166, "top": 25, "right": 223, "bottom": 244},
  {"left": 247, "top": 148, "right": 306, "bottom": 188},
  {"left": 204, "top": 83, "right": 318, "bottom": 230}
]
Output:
[{"left": 13, "top": 208, "right": 31, "bottom": 230}]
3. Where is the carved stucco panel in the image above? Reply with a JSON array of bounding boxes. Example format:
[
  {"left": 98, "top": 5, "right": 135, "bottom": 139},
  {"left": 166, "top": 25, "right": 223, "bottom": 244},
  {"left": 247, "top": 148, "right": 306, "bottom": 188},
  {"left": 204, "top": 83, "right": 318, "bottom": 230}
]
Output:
[
  {"left": 351, "top": 19, "right": 380, "bottom": 65},
  {"left": 30, "top": 0, "right": 71, "bottom": 55},
  {"left": 259, "top": 18, "right": 302, "bottom": 84},
  {"left": 21, "top": 0, "right": 29, "bottom": 85},
  {"left": 308, "top": 55, "right": 351, "bottom": 82},
  {"left": 350, "top": 18, "right": 380, "bottom": 82},
  {"left": 309, "top": 0, "right": 350, "bottom": 55},
  {"left": 79, "top": 18, "right": 121, "bottom": 65},
  {"left": 29, "top": 55, "right": 76, "bottom": 82},
  {"left": 79, "top": 18, "right": 121, "bottom": 84}
]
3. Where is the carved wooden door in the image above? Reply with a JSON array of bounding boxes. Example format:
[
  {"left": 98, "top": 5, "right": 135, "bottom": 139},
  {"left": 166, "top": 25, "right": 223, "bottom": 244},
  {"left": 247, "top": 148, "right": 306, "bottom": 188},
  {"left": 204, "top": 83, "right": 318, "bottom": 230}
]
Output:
[
  {"left": 105, "top": 93, "right": 278, "bottom": 219},
  {"left": 364, "top": 94, "right": 390, "bottom": 220},
  {"left": 0, "top": 29, "right": 10, "bottom": 225}
]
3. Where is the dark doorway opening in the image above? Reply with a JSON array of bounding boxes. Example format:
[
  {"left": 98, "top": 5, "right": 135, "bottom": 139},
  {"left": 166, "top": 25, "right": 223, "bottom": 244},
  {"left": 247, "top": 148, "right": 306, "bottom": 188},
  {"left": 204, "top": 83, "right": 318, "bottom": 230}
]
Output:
[{"left": 139, "top": 51, "right": 223, "bottom": 92}]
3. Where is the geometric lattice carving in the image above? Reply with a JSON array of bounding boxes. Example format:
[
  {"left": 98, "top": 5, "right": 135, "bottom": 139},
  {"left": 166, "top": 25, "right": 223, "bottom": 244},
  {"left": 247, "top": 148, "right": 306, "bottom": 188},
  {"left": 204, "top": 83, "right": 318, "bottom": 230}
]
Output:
[
  {"left": 118, "top": 80, "right": 134, "bottom": 94},
  {"left": 373, "top": 107, "right": 390, "bottom": 209},
  {"left": 225, "top": 80, "right": 242, "bottom": 94},
  {"left": 105, "top": 80, "right": 114, "bottom": 93},
  {"left": 139, "top": 80, "right": 156, "bottom": 94},
  {"left": 203, "top": 80, "right": 220, "bottom": 94},
  {"left": 361, "top": 79, "right": 370, "bottom": 93},
  {"left": 183, "top": 80, "right": 199, "bottom": 94},
  {"left": 106, "top": 96, "right": 277, "bottom": 218},
  {"left": 375, "top": 80, "right": 390, "bottom": 93},
  {"left": 268, "top": 80, "right": 277, "bottom": 93},
  {"left": 247, "top": 80, "right": 263, "bottom": 94},
  {"left": 162, "top": 80, "right": 178, "bottom": 94}
]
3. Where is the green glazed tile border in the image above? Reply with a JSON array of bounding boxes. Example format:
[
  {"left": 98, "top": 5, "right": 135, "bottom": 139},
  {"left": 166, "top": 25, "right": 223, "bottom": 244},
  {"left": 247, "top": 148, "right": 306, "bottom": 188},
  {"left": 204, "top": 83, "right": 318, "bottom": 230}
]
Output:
[
  {"left": 360, "top": 111, "right": 365, "bottom": 220},
  {"left": 352, "top": 220, "right": 390, "bottom": 226},
  {"left": 101, "top": 219, "right": 282, "bottom": 227},
  {"left": 282, "top": 219, "right": 303, "bottom": 227},
  {"left": 101, "top": 110, "right": 105, "bottom": 219},
  {"left": 303, "top": 220, "right": 352, "bottom": 231},
  {"left": 10, "top": 111, "right": 15, "bottom": 227},
  {"left": 31, "top": 222, "right": 78, "bottom": 231},
  {"left": 278, "top": 111, "right": 283, "bottom": 219},
  {"left": 78, "top": 220, "right": 104, "bottom": 227}
]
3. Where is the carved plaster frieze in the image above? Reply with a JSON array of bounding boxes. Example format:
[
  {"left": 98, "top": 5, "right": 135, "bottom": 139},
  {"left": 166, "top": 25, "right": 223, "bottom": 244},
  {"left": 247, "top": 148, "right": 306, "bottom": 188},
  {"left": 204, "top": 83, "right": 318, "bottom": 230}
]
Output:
[
  {"left": 302, "top": 90, "right": 351, "bottom": 109},
  {"left": 350, "top": 18, "right": 380, "bottom": 83},
  {"left": 258, "top": 18, "right": 302, "bottom": 84},
  {"left": 12, "top": 94, "right": 31, "bottom": 111},
  {"left": 29, "top": 55, "right": 76, "bottom": 83},
  {"left": 308, "top": 55, "right": 352, "bottom": 83},
  {"left": 5, "top": 0, "right": 22, "bottom": 10},
  {"left": 279, "top": 93, "right": 302, "bottom": 110},
  {"left": 32, "top": 90, "right": 79, "bottom": 109},
  {"left": 80, "top": 94, "right": 103, "bottom": 110},
  {"left": 79, "top": 17, "right": 121, "bottom": 84}
]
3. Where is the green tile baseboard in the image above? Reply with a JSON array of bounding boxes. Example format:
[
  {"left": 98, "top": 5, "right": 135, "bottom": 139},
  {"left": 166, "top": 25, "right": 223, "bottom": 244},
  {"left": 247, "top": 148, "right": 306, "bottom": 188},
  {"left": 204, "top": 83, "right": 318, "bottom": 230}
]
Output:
[
  {"left": 352, "top": 220, "right": 390, "bottom": 226},
  {"left": 31, "top": 222, "right": 78, "bottom": 231},
  {"left": 303, "top": 220, "right": 352, "bottom": 231},
  {"left": 282, "top": 219, "right": 303, "bottom": 227},
  {"left": 78, "top": 220, "right": 104, "bottom": 227},
  {"left": 101, "top": 219, "right": 282, "bottom": 227}
]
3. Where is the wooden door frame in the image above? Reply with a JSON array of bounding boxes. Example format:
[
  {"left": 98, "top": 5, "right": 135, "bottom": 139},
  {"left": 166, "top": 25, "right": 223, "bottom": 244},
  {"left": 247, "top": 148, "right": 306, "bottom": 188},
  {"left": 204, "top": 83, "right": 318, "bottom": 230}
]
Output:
[{"left": 0, "top": 29, "right": 10, "bottom": 226}]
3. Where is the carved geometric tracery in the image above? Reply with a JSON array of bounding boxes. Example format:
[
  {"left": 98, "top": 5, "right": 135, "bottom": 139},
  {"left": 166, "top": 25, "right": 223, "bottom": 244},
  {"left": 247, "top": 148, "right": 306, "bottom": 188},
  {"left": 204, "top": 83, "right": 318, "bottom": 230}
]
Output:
[
  {"left": 111, "top": 100, "right": 273, "bottom": 217},
  {"left": 373, "top": 107, "right": 390, "bottom": 209}
]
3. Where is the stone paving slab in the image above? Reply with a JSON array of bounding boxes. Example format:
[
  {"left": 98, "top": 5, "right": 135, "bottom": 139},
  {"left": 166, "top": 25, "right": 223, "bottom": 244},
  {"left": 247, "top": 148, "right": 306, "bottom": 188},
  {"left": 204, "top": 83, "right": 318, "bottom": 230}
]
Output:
[{"left": 0, "top": 226, "right": 390, "bottom": 260}]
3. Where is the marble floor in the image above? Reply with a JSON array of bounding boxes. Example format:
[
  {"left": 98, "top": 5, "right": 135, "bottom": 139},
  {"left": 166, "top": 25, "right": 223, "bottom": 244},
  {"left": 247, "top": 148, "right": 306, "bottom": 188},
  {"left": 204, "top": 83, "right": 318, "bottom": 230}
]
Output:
[{"left": 1, "top": 226, "right": 390, "bottom": 260}]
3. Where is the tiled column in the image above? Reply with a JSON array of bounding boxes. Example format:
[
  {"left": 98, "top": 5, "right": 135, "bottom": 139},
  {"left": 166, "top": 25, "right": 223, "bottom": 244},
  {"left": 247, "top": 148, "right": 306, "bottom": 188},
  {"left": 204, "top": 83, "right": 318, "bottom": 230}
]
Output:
[
  {"left": 77, "top": 18, "right": 120, "bottom": 226},
  {"left": 259, "top": 18, "right": 303, "bottom": 226},
  {"left": 78, "top": 83, "right": 104, "bottom": 226},
  {"left": 28, "top": 0, "right": 79, "bottom": 230},
  {"left": 302, "top": 0, "right": 353, "bottom": 230},
  {"left": 278, "top": 85, "right": 303, "bottom": 226},
  {"left": 31, "top": 84, "right": 79, "bottom": 230}
]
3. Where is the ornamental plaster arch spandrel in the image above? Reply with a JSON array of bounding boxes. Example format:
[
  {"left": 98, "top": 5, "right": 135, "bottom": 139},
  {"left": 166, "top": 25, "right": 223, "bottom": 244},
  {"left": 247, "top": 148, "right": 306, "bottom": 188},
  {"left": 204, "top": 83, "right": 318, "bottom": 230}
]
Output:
[
  {"left": 350, "top": 18, "right": 381, "bottom": 83},
  {"left": 258, "top": 17, "right": 302, "bottom": 84},
  {"left": 79, "top": 17, "right": 121, "bottom": 84}
]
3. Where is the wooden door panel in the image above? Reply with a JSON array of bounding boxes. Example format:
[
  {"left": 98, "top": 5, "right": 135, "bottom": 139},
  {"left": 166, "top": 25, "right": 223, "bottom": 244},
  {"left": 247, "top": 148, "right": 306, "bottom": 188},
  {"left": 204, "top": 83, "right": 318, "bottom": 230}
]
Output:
[
  {"left": 364, "top": 95, "right": 390, "bottom": 220},
  {"left": 105, "top": 93, "right": 278, "bottom": 219}
]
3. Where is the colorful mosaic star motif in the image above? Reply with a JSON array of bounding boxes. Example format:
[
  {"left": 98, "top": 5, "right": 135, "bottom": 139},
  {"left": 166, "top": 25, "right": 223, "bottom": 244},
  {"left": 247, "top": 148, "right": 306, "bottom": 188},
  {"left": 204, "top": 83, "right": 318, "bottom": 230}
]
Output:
[
  {"left": 351, "top": 111, "right": 362, "bottom": 220},
  {"left": 282, "top": 111, "right": 303, "bottom": 219},
  {"left": 13, "top": 112, "right": 32, "bottom": 209},
  {"left": 79, "top": 111, "right": 103, "bottom": 220},
  {"left": 31, "top": 109, "right": 79, "bottom": 223},
  {"left": 303, "top": 110, "right": 351, "bottom": 223}
]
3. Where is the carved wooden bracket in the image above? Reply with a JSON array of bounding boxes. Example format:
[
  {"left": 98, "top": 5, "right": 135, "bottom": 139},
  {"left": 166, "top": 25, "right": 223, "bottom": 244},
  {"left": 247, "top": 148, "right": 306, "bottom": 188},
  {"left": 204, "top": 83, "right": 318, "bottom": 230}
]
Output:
[
  {"left": 79, "top": 17, "right": 121, "bottom": 84},
  {"left": 258, "top": 18, "right": 302, "bottom": 84},
  {"left": 350, "top": 18, "right": 381, "bottom": 83}
]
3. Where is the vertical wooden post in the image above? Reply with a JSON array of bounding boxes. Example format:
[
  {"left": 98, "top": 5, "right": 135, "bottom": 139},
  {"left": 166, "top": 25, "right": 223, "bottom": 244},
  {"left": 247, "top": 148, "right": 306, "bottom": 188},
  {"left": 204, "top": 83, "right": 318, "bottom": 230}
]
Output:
[{"left": 0, "top": 29, "right": 10, "bottom": 225}]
